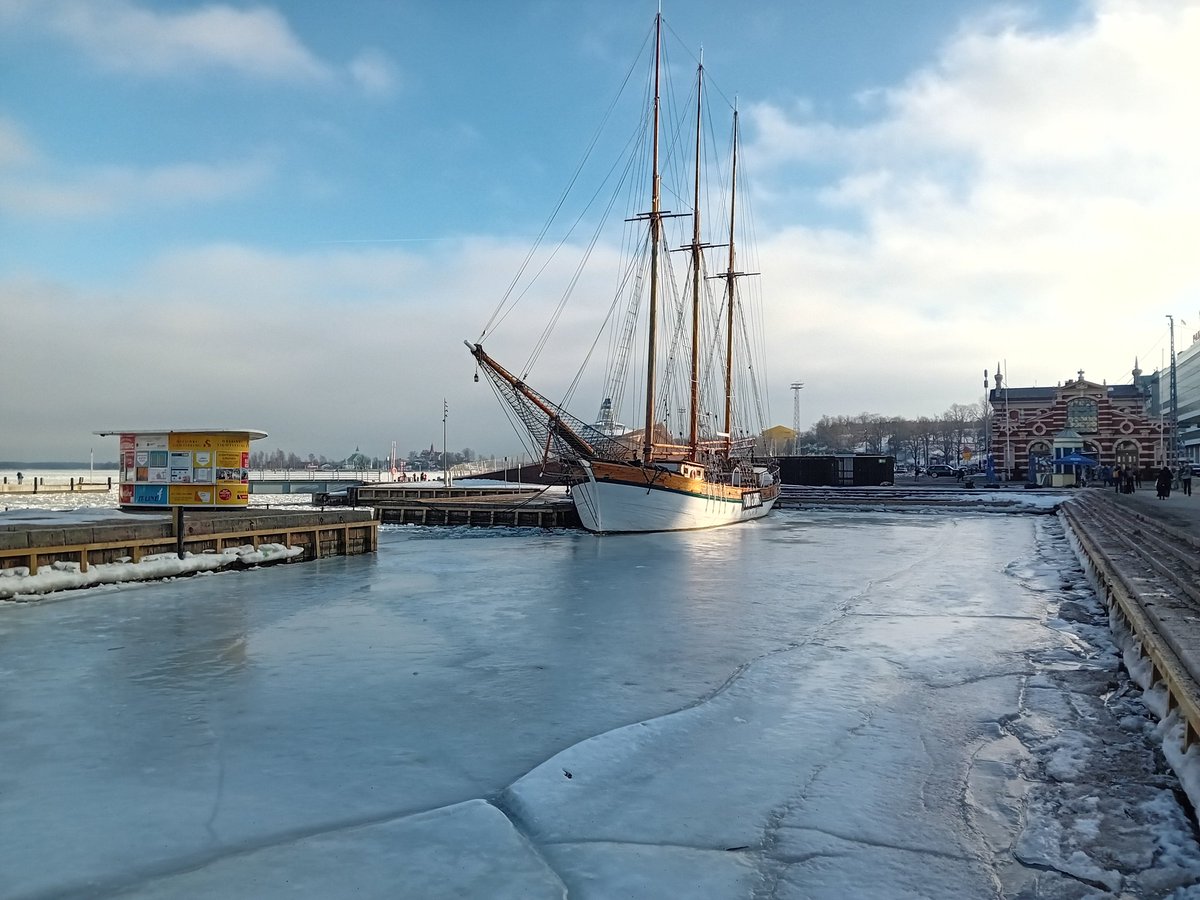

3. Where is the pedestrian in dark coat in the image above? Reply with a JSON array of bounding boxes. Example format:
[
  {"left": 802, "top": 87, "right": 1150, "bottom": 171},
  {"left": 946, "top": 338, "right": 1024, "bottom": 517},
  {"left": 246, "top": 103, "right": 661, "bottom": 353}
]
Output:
[{"left": 1156, "top": 465, "right": 1173, "bottom": 500}]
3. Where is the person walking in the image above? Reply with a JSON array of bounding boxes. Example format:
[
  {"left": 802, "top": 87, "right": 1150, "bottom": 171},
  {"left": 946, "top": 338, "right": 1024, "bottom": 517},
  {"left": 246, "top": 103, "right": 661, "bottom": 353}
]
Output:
[
  {"left": 1181, "top": 464, "right": 1193, "bottom": 497},
  {"left": 1156, "top": 464, "right": 1173, "bottom": 500},
  {"left": 1112, "top": 465, "right": 1121, "bottom": 494}
]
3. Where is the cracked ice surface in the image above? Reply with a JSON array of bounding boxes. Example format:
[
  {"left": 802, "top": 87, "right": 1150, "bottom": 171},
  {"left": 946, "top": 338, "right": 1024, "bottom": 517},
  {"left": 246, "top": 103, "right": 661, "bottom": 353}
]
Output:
[
  {"left": 100, "top": 800, "right": 568, "bottom": 899},
  {"left": 2, "top": 509, "right": 1200, "bottom": 898}
]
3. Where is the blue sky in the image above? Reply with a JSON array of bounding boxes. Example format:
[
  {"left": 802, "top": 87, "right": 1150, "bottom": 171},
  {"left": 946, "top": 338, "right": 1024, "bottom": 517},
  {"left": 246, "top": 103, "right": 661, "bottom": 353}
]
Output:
[{"left": 3, "top": 0, "right": 1198, "bottom": 462}]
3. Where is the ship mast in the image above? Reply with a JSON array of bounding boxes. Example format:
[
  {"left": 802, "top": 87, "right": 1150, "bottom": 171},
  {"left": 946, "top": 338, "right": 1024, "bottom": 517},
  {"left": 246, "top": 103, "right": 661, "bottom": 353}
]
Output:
[
  {"left": 688, "top": 57, "right": 704, "bottom": 460},
  {"left": 641, "top": 13, "right": 663, "bottom": 465},
  {"left": 722, "top": 108, "right": 740, "bottom": 456}
]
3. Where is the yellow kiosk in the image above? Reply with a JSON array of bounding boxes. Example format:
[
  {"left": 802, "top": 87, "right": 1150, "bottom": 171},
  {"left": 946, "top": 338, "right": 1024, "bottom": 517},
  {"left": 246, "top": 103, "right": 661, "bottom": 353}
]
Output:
[{"left": 95, "top": 429, "right": 268, "bottom": 511}]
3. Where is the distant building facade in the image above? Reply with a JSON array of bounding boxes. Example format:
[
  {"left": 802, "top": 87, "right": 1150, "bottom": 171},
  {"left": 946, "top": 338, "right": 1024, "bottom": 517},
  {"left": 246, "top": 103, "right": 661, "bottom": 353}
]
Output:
[
  {"left": 988, "top": 367, "right": 1167, "bottom": 478},
  {"left": 1143, "top": 332, "right": 1200, "bottom": 466},
  {"left": 761, "top": 425, "right": 798, "bottom": 456},
  {"left": 1179, "top": 338, "right": 1200, "bottom": 464}
]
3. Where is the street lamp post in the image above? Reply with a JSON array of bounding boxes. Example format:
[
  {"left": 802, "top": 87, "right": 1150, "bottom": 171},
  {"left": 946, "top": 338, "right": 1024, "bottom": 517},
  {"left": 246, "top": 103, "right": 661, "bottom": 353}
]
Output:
[
  {"left": 1168, "top": 315, "right": 1180, "bottom": 469},
  {"left": 981, "top": 369, "right": 988, "bottom": 456},
  {"left": 442, "top": 399, "right": 449, "bottom": 486},
  {"left": 1002, "top": 360, "right": 1011, "bottom": 481}
]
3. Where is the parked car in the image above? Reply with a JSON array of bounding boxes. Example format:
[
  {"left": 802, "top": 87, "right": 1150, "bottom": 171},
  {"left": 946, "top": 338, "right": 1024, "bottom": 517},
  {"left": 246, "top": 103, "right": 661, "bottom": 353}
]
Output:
[{"left": 925, "top": 464, "right": 962, "bottom": 478}]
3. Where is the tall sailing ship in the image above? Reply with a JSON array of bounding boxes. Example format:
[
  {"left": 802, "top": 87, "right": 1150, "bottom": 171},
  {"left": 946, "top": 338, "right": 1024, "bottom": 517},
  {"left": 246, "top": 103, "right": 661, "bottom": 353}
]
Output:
[{"left": 468, "top": 14, "right": 780, "bottom": 533}]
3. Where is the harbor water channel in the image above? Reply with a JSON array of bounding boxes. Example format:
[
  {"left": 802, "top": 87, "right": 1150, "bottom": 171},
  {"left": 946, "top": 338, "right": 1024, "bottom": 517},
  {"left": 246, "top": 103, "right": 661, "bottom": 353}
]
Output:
[{"left": 3, "top": 503, "right": 1200, "bottom": 898}]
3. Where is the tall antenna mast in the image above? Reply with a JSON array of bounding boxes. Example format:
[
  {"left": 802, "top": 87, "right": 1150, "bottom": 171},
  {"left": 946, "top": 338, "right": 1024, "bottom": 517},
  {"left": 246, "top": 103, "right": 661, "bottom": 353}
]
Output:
[{"left": 791, "top": 382, "right": 805, "bottom": 453}]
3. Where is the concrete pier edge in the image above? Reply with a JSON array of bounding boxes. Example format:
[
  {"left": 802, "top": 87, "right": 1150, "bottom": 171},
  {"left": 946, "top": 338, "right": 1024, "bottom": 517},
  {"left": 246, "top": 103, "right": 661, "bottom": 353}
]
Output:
[{"left": 1061, "top": 499, "right": 1200, "bottom": 751}]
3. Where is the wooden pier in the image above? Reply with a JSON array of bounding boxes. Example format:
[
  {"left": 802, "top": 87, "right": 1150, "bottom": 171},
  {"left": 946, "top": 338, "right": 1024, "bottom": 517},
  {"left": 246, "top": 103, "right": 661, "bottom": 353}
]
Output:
[
  {"left": 0, "top": 508, "right": 378, "bottom": 577},
  {"left": 1, "top": 477, "right": 113, "bottom": 495},
  {"left": 352, "top": 484, "right": 579, "bottom": 528}
]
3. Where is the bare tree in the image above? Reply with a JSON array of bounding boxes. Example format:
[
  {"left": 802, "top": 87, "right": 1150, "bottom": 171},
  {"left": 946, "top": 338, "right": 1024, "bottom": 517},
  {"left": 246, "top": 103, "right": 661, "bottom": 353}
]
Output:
[
  {"left": 914, "top": 417, "right": 939, "bottom": 466},
  {"left": 942, "top": 403, "right": 982, "bottom": 465},
  {"left": 811, "top": 415, "right": 856, "bottom": 452},
  {"left": 891, "top": 419, "right": 920, "bottom": 464},
  {"left": 859, "top": 413, "right": 896, "bottom": 455}
]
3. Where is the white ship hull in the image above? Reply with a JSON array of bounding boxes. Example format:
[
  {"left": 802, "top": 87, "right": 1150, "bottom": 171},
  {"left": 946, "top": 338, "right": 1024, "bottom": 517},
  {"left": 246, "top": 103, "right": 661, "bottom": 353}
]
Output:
[{"left": 573, "top": 461, "right": 778, "bottom": 533}]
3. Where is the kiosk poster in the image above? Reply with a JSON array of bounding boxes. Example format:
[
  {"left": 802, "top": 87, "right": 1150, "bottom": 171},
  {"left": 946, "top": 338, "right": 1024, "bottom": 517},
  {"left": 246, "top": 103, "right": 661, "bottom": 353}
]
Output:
[
  {"left": 215, "top": 483, "right": 250, "bottom": 505},
  {"left": 135, "top": 485, "right": 169, "bottom": 505},
  {"left": 168, "top": 485, "right": 214, "bottom": 506}
]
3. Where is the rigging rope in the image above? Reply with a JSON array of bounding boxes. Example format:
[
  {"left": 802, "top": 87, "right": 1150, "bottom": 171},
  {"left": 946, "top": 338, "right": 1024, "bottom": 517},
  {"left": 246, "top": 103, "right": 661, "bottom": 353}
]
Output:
[{"left": 477, "top": 22, "right": 653, "bottom": 345}]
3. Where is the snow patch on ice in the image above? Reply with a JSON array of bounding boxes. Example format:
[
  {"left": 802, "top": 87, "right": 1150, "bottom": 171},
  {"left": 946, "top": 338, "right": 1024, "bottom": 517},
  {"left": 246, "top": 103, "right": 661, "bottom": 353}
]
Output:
[
  {"left": 0, "top": 544, "right": 303, "bottom": 601},
  {"left": 979, "top": 514, "right": 1200, "bottom": 895},
  {"left": 1043, "top": 733, "right": 1091, "bottom": 781}
]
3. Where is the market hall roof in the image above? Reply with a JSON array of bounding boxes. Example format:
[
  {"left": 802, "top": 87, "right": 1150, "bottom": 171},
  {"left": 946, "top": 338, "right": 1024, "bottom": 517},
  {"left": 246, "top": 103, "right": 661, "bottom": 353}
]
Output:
[{"left": 990, "top": 384, "right": 1145, "bottom": 403}]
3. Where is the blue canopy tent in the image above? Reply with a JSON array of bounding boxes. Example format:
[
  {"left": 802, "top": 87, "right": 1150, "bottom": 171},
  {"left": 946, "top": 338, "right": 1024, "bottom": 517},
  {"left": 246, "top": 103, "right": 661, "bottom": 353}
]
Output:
[
  {"left": 1052, "top": 451, "right": 1097, "bottom": 487},
  {"left": 1056, "top": 453, "right": 1097, "bottom": 466}
]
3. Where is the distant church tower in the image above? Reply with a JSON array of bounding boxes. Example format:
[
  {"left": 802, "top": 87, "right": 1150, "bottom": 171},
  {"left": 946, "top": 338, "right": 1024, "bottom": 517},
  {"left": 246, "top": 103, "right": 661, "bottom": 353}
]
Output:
[{"left": 1132, "top": 357, "right": 1143, "bottom": 391}]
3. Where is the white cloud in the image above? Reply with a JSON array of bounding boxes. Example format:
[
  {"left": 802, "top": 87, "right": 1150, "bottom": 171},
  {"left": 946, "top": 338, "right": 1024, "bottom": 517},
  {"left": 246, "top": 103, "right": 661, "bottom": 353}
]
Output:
[
  {"left": 742, "top": 0, "right": 1200, "bottom": 411},
  {"left": 0, "top": 116, "right": 35, "bottom": 167},
  {"left": 46, "top": 0, "right": 333, "bottom": 82},
  {"left": 349, "top": 48, "right": 400, "bottom": 97},
  {"left": 0, "top": 157, "right": 272, "bottom": 218},
  {"left": 3, "top": 1, "right": 403, "bottom": 95}
]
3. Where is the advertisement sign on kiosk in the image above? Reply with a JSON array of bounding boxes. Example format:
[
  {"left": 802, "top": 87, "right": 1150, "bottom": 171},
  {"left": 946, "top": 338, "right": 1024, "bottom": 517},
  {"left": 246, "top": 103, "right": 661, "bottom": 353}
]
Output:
[{"left": 99, "top": 429, "right": 267, "bottom": 510}]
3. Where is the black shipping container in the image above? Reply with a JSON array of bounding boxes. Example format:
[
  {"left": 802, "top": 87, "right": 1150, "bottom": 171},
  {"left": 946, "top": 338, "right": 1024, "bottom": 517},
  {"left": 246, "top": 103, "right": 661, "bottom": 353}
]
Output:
[{"left": 777, "top": 455, "right": 895, "bottom": 487}]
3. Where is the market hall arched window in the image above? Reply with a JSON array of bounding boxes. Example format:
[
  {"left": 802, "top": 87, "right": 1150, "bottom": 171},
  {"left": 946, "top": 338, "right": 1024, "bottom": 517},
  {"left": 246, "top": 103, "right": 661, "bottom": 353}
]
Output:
[
  {"left": 1066, "top": 398, "right": 1098, "bottom": 432},
  {"left": 1114, "top": 440, "right": 1139, "bottom": 469}
]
